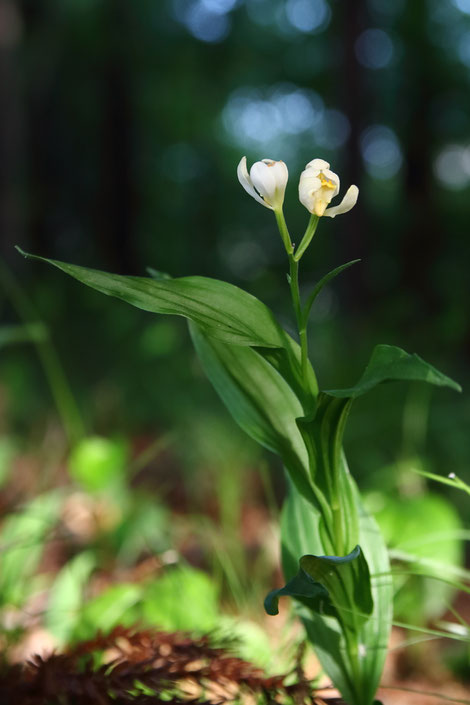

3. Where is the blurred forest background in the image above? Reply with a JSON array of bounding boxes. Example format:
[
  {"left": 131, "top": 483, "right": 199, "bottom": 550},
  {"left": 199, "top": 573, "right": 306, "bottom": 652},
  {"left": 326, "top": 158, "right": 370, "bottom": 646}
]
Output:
[
  {"left": 2, "top": 0, "right": 469, "bottom": 491},
  {"left": 0, "top": 0, "right": 469, "bottom": 687}
]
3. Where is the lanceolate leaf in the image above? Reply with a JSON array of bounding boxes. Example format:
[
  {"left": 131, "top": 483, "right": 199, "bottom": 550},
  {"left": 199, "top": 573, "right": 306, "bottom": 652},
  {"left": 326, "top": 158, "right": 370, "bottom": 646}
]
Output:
[
  {"left": 17, "top": 249, "right": 318, "bottom": 413},
  {"left": 325, "top": 344, "right": 461, "bottom": 397},
  {"left": 297, "top": 395, "right": 358, "bottom": 553},
  {"left": 292, "top": 344, "right": 461, "bottom": 564},
  {"left": 16, "top": 249, "right": 289, "bottom": 349},
  {"left": 256, "top": 341, "right": 318, "bottom": 413},
  {"left": 189, "top": 323, "right": 316, "bottom": 505}
]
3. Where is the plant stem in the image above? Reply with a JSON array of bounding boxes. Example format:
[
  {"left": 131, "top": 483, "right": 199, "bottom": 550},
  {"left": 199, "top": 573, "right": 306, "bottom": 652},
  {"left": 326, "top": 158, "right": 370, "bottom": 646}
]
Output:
[
  {"left": 274, "top": 209, "right": 318, "bottom": 396},
  {"left": 288, "top": 254, "right": 310, "bottom": 387},
  {"left": 294, "top": 214, "right": 319, "bottom": 262},
  {"left": 0, "top": 259, "right": 85, "bottom": 445},
  {"left": 274, "top": 209, "right": 293, "bottom": 255}
]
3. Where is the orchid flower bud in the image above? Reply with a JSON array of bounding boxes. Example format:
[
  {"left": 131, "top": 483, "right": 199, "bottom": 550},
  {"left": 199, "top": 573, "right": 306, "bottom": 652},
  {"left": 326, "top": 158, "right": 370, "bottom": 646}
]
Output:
[
  {"left": 237, "top": 156, "right": 288, "bottom": 212},
  {"left": 299, "top": 158, "right": 358, "bottom": 218}
]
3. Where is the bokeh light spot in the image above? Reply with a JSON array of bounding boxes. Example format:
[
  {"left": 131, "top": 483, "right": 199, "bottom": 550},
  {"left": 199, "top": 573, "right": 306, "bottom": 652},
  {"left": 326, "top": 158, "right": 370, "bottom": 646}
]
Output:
[
  {"left": 285, "top": 0, "right": 331, "bottom": 34},
  {"left": 434, "top": 144, "right": 470, "bottom": 189},
  {"left": 271, "top": 87, "right": 322, "bottom": 133},
  {"left": 200, "top": 0, "right": 238, "bottom": 13},
  {"left": 172, "top": 0, "right": 232, "bottom": 43},
  {"left": 355, "top": 28, "right": 394, "bottom": 69},
  {"left": 458, "top": 32, "right": 470, "bottom": 67},
  {"left": 360, "top": 125, "right": 402, "bottom": 179},
  {"left": 452, "top": 0, "right": 470, "bottom": 14},
  {"left": 221, "top": 85, "right": 324, "bottom": 149}
]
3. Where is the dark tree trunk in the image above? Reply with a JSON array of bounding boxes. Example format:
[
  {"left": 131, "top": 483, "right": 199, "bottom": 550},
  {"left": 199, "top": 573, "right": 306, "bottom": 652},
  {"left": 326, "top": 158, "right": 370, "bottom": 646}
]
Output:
[
  {"left": 98, "top": 0, "right": 137, "bottom": 273},
  {"left": 399, "top": 0, "right": 441, "bottom": 319},
  {"left": 0, "top": 0, "right": 24, "bottom": 265},
  {"left": 339, "top": 0, "right": 368, "bottom": 312}
]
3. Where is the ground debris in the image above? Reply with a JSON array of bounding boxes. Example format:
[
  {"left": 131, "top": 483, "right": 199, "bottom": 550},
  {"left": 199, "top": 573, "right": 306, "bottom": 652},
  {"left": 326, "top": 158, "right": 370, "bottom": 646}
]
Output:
[{"left": 0, "top": 626, "right": 324, "bottom": 705}]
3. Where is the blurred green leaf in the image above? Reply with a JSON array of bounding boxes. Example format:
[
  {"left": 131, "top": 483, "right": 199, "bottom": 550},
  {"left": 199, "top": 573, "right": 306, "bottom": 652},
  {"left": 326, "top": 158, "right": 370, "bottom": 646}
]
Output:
[
  {"left": 216, "top": 617, "right": 274, "bottom": 669},
  {"left": 114, "top": 500, "right": 170, "bottom": 563},
  {"left": 46, "top": 551, "right": 96, "bottom": 645},
  {"left": 0, "top": 323, "right": 47, "bottom": 349},
  {"left": 73, "top": 583, "right": 143, "bottom": 641},
  {"left": 372, "top": 492, "right": 464, "bottom": 621},
  {"left": 142, "top": 565, "right": 219, "bottom": 632},
  {"left": 0, "top": 437, "right": 16, "bottom": 489},
  {"left": 68, "top": 436, "right": 128, "bottom": 492},
  {"left": 0, "top": 492, "right": 62, "bottom": 606}
]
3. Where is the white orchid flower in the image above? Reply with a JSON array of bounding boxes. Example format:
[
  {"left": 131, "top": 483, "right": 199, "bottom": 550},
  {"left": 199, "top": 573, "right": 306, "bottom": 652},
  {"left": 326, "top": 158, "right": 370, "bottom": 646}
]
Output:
[
  {"left": 299, "top": 158, "right": 358, "bottom": 218},
  {"left": 237, "top": 156, "right": 288, "bottom": 211}
]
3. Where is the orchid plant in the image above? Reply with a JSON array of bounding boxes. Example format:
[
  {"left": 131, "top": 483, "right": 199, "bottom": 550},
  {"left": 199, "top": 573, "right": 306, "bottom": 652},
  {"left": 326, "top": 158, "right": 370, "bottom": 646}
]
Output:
[{"left": 17, "top": 154, "right": 460, "bottom": 705}]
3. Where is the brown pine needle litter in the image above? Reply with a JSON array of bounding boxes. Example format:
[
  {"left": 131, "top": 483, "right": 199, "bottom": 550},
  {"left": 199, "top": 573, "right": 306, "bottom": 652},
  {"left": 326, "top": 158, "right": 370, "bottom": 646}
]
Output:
[{"left": 0, "top": 626, "right": 340, "bottom": 705}]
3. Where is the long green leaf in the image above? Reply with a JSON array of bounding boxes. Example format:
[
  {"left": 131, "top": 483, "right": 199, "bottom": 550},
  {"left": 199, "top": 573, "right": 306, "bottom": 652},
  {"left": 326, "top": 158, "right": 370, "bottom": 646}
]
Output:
[
  {"left": 16, "top": 249, "right": 288, "bottom": 349},
  {"left": 297, "top": 396, "right": 358, "bottom": 553},
  {"left": 189, "top": 323, "right": 316, "bottom": 504},
  {"left": 18, "top": 249, "right": 319, "bottom": 411},
  {"left": 256, "top": 341, "right": 318, "bottom": 412},
  {"left": 325, "top": 344, "right": 461, "bottom": 397}
]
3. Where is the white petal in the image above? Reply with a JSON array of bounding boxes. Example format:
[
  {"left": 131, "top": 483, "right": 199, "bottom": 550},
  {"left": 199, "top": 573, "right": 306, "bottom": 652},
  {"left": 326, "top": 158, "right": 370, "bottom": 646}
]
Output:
[
  {"left": 305, "top": 158, "right": 330, "bottom": 171},
  {"left": 250, "top": 161, "right": 278, "bottom": 203},
  {"left": 250, "top": 159, "right": 288, "bottom": 210},
  {"left": 298, "top": 174, "right": 322, "bottom": 199},
  {"left": 265, "top": 159, "right": 288, "bottom": 190},
  {"left": 324, "top": 185, "right": 359, "bottom": 218},
  {"left": 301, "top": 165, "right": 321, "bottom": 177},
  {"left": 267, "top": 159, "right": 289, "bottom": 209},
  {"left": 322, "top": 169, "right": 340, "bottom": 196},
  {"left": 237, "top": 157, "right": 270, "bottom": 208},
  {"left": 298, "top": 172, "right": 322, "bottom": 213}
]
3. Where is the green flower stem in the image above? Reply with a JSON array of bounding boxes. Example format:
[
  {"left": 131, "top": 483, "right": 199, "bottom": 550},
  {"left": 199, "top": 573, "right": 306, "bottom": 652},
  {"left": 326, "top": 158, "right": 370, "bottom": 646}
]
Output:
[
  {"left": 288, "top": 254, "right": 312, "bottom": 392},
  {"left": 294, "top": 214, "right": 319, "bottom": 262},
  {"left": 274, "top": 209, "right": 294, "bottom": 255},
  {"left": 274, "top": 209, "right": 319, "bottom": 397}
]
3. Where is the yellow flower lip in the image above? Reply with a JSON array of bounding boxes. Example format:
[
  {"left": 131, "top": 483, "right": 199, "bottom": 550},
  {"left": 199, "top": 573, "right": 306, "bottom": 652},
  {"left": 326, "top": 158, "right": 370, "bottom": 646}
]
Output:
[
  {"left": 319, "top": 173, "right": 336, "bottom": 190},
  {"left": 314, "top": 201, "right": 328, "bottom": 217}
]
